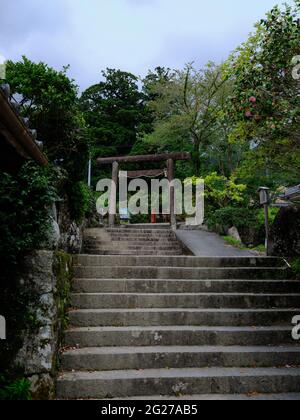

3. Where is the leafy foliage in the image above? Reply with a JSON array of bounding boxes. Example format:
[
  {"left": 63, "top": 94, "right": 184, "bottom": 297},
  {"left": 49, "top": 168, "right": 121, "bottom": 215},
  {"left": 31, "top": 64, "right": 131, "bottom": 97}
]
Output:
[
  {"left": 6, "top": 56, "right": 89, "bottom": 182},
  {"left": 67, "top": 181, "right": 93, "bottom": 224},
  {"left": 81, "top": 71, "right": 147, "bottom": 149},
  {"left": 0, "top": 163, "right": 57, "bottom": 371},
  {"left": 226, "top": 1, "right": 300, "bottom": 185},
  {"left": 201, "top": 172, "right": 247, "bottom": 211},
  {"left": 0, "top": 162, "right": 57, "bottom": 270},
  {"left": 139, "top": 63, "right": 238, "bottom": 175},
  {"left": 0, "top": 376, "right": 32, "bottom": 401}
]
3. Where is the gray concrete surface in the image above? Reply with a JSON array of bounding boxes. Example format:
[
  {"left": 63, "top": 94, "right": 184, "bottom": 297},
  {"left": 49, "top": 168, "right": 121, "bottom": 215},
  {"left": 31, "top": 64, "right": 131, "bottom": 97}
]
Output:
[{"left": 176, "top": 229, "right": 258, "bottom": 257}]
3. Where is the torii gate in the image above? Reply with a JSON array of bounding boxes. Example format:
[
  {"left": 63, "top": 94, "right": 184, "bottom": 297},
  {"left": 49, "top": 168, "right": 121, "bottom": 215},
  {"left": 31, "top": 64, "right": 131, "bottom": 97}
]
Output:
[{"left": 97, "top": 152, "right": 191, "bottom": 229}]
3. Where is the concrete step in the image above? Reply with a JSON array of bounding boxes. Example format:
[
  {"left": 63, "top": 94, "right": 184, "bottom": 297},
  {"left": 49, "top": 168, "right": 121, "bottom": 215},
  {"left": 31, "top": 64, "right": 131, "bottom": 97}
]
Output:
[
  {"left": 107, "top": 231, "right": 176, "bottom": 236},
  {"left": 57, "top": 367, "right": 300, "bottom": 399},
  {"left": 72, "top": 279, "right": 300, "bottom": 294},
  {"left": 61, "top": 345, "right": 300, "bottom": 371},
  {"left": 107, "top": 236, "right": 177, "bottom": 241},
  {"left": 74, "top": 255, "right": 286, "bottom": 268},
  {"left": 84, "top": 245, "right": 183, "bottom": 251},
  {"left": 103, "top": 393, "right": 300, "bottom": 400},
  {"left": 83, "top": 250, "right": 183, "bottom": 256},
  {"left": 73, "top": 266, "right": 288, "bottom": 279},
  {"left": 65, "top": 326, "right": 294, "bottom": 347},
  {"left": 71, "top": 292, "right": 300, "bottom": 309},
  {"left": 106, "top": 227, "right": 172, "bottom": 233},
  {"left": 69, "top": 308, "right": 300, "bottom": 327},
  {"left": 87, "top": 240, "right": 181, "bottom": 246}
]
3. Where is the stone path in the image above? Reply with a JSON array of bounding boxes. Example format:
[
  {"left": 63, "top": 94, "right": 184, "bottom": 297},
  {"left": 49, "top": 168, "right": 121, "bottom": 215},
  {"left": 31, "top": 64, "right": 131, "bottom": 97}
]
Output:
[{"left": 176, "top": 229, "right": 257, "bottom": 257}]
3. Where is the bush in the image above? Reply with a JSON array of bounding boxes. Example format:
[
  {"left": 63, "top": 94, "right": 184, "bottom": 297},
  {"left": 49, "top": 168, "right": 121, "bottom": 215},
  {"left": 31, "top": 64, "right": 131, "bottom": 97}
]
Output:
[
  {"left": 207, "top": 206, "right": 280, "bottom": 246},
  {"left": 0, "top": 162, "right": 57, "bottom": 270},
  {"left": 67, "top": 181, "right": 92, "bottom": 224},
  {"left": 207, "top": 207, "right": 257, "bottom": 233}
]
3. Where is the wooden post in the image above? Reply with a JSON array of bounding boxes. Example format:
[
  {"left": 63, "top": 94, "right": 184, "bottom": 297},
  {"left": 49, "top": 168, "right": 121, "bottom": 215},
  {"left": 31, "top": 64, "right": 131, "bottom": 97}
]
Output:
[
  {"left": 264, "top": 203, "right": 270, "bottom": 255},
  {"left": 109, "top": 161, "right": 119, "bottom": 227},
  {"left": 167, "top": 159, "right": 176, "bottom": 229}
]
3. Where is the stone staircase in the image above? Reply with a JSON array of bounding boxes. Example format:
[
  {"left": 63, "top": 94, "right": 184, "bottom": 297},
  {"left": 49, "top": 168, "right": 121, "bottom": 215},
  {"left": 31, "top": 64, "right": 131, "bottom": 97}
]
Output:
[
  {"left": 83, "top": 226, "right": 184, "bottom": 256},
  {"left": 57, "top": 241, "right": 300, "bottom": 399}
]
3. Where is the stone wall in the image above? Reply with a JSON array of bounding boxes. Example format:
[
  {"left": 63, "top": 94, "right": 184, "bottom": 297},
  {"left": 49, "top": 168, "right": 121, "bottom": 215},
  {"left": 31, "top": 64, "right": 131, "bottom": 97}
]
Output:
[
  {"left": 14, "top": 250, "right": 72, "bottom": 399},
  {"left": 57, "top": 199, "right": 84, "bottom": 254},
  {"left": 269, "top": 206, "right": 300, "bottom": 257}
]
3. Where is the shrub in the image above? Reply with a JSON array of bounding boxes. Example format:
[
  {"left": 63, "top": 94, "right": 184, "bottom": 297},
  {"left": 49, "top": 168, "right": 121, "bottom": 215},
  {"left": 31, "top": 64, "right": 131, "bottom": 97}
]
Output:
[
  {"left": 207, "top": 206, "right": 280, "bottom": 246},
  {"left": 67, "top": 181, "right": 92, "bottom": 224},
  {"left": 207, "top": 207, "right": 257, "bottom": 233},
  {"left": 0, "top": 162, "right": 57, "bottom": 270},
  {"left": 0, "top": 376, "right": 32, "bottom": 401}
]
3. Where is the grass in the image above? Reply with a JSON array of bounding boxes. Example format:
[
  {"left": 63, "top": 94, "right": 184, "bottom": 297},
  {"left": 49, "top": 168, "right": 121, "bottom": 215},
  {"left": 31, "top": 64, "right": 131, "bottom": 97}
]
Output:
[{"left": 222, "top": 236, "right": 266, "bottom": 254}]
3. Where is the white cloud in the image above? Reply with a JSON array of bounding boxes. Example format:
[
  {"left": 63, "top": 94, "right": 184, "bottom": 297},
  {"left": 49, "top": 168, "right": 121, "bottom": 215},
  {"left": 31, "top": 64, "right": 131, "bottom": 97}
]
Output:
[{"left": 0, "top": 0, "right": 293, "bottom": 90}]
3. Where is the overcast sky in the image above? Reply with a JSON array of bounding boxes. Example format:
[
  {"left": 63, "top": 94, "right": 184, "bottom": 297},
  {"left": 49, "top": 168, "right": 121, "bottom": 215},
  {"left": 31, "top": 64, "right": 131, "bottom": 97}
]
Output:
[{"left": 0, "top": 0, "right": 293, "bottom": 91}]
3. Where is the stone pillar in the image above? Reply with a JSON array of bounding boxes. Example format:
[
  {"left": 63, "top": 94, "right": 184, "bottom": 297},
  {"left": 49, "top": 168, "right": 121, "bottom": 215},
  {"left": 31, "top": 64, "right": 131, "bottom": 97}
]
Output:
[
  {"left": 109, "top": 161, "right": 119, "bottom": 227},
  {"left": 167, "top": 158, "right": 176, "bottom": 229}
]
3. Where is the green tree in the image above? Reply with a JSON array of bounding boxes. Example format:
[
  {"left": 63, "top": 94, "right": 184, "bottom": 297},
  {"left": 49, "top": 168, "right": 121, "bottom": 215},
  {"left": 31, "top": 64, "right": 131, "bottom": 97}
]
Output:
[
  {"left": 6, "top": 56, "right": 88, "bottom": 182},
  {"left": 80, "top": 68, "right": 147, "bottom": 159},
  {"left": 226, "top": 0, "right": 300, "bottom": 186},
  {"left": 138, "top": 63, "right": 237, "bottom": 175}
]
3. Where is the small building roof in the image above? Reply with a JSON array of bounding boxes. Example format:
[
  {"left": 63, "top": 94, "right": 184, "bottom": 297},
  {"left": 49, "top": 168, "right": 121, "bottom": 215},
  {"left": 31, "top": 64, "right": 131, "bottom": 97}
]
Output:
[
  {"left": 279, "top": 185, "right": 300, "bottom": 203},
  {"left": 0, "top": 86, "right": 48, "bottom": 173}
]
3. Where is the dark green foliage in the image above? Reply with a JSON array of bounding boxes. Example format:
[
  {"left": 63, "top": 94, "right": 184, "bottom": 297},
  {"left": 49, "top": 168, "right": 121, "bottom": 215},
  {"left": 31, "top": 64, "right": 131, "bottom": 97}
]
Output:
[
  {"left": 0, "top": 162, "right": 57, "bottom": 270},
  {"left": 81, "top": 68, "right": 147, "bottom": 156},
  {"left": 292, "top": 259, "right": 300, "bottom": 278},
  {"left": 67, "top": 181, "right": 92, "bottom": 224},
  {"left": 0, "top": 376, "right": 32, "bottom": 401},
  {"left": 0, "top": 162, "right": 57, "bottom": 371},
  {"left": 207, "top": 206, "right": 279, "bottom": 246},
  {"left": 207, "top": 207, "right": 257, "bottom": 232},
  {"left": 226, "top": 1, "right": 300, "bottom": 185},
  {"left": 6, "top": 56, "right": 89, "bottom": 183},
  {"left": 80, "top": 68, "right": 152, "bottom": 186}
]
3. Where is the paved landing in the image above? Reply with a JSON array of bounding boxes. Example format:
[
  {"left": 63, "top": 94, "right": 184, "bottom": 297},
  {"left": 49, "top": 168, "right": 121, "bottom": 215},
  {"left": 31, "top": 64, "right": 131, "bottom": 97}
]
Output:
[{"left": 176, "top": 230, "right": 257, "bottom": 257}]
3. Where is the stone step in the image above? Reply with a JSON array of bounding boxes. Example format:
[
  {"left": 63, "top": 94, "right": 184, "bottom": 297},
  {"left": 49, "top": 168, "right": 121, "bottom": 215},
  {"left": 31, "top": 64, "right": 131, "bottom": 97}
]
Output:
[
  {"left": 84, "top": 250, "right": 183, "bottom": 256},
  {"left": 74, "top": 255, "right": 286, "bottom": 268},
  {"left": 88, "top": 239, "right": 180, "bottom": 245},
  {"left": 71, "top": 292, "right": 300, "bottom": 309},
  {"left": 107, "top": 231, "right": 176, "bottom": 236},
  {"left": 65, "top": 326, "right": 294, "bottom": 347},
  {"left": 107, "top": 235, "right": 177, "bottom": 241},
  {"left": 106, "top": 228, "right": 172, "bottom": 233},
  {"left": 61, "top": 346, "right": 300, "bottom": 371},
  {"left": 85, "top": 242, "right": 182, "bottom": 249},
  {"left": 72, "top": 279, "right": 300, "bottom": 294},
  {"left": 104, "top": 393, "right": 300, "bottom": 400},
  {"left": 57, "top": 367, "right": 300, "bottom": 399},
  {"left": 73, "top": 266, "right": 288, "bottom": 279},
  {"left": 69, "top": 308, "right": 300, "bottom": 327},
  {"left": 84, "top": 244, "right": 182, "bottom": 251}
]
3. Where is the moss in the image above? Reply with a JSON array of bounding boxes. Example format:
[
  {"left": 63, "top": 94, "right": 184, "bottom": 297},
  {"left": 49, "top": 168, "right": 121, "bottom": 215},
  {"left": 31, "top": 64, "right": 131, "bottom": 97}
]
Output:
[{"left": 52, "top": 251, "right": 73, "bottom": 369}]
